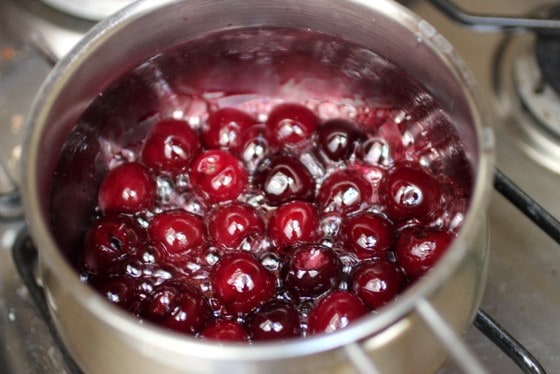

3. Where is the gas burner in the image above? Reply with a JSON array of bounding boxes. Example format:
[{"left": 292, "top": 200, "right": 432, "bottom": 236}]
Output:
[{"left": 494, "top": 5, "right": 560, "bottom": 173}]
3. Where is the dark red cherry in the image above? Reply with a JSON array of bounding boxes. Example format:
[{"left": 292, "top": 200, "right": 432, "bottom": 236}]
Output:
[
  {"left": 140, "top": 118, "right": 200, "bottom": 174},
  {"left": 317, "top": 118, "right": 365, "bottom": 161},
  {"left": 208, "top": 202, "right": 264, "bottom": 249},
  {"left": 212, "top": 252, "right": 276, "bottom": 314},
  {"left": 235, "top": 124, "right": 269, "bottom": 169},
  {"left": 307, "top": 290, "right": 368, "bottom": 335},
  {"left": 255, "top": 154, "right": 315, "bottom": 206},
  {"left": 162, "top": 291, "right": 212, "bottom": 335},
  {"left": 201, "top": 319, "right": 249, "bottom": 342},
  {"left": 341, "top": 212, "right": 395, "bottom": 260},
  {"left": 148, "top": 210, "right": 204, "bottom": 255},
  {"left": 281, "top": 243, "right": 342, "bottom": 299},
  {"left": 350, "top": 259, "right": 406, "bottom": 309},
  {"left": 201, "top": 107, "right": 257, "bottom": 150},
  {"left": 89, "top": 273, "right": 142, "bottom": 311},
  {"left": 98, "top": 162, "right": 156, "bottom": 214},
  {"left": 247, "top": 300, "right": 301, "bottom": 341},
  {"left": 357, "top": 137, "right": 393, "bottom": 167},
  {"left": 317, "top": 169, "right": 372, "bottom": 214},
  {"left": 268, "top": 201, "right": 320, "bottom": 249},
  {"left": 142, "top": 281, "right": 211, "bottom": 335},
  {"left": 82, "top": 214, "right": 144, "bottom": 275},
  {"left": 266, "top": 103, "right": 319, "bottom": 149},
  {"left": 189, "top": 150, "right": 248, "bottom": 203},
  {"left": 381, "top": 164, "right": 444, "bottom": 224},
  {"left": 395, "top": 226, "right": 453, "bottom": 279}
]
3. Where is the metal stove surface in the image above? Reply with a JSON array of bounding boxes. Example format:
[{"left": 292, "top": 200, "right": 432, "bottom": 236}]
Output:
[{"left": 1, "top": 0, "right": 559, "bottom": 373}]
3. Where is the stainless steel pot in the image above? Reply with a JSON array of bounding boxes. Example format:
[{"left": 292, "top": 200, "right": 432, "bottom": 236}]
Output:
[{"left": 21, "top": 0, "right": 495, "bottom": 373}]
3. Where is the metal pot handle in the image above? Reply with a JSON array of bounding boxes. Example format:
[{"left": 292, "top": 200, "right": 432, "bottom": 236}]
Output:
[
  {"left": 343, "top": 295, "right": 547, "bottom": 374},
  {"left": 414, "top": 298, "right": 487, "bottom": 373},
  {"left": 342, "top": 297, "right": 487, "bottom": 374}
]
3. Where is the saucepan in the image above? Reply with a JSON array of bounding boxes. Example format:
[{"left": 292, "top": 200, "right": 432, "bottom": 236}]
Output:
[{"left": 21, "top": 0, "right": 494, "bottom": 372}]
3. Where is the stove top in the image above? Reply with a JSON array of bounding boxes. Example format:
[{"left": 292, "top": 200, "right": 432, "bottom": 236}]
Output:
[{"left": 1, "top": 0, "right": 560, "bottom": 372}]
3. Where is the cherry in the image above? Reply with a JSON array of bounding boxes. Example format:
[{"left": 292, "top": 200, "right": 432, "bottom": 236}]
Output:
[
  {"left": 254, "top": 154, "right": 315, "bottom": 206},
  {"left": 141, "top": 281, "right": 211, "bottom": 335},
  {"left": 281, "top": 243, "right": 341, "bottom": 299},
  {"left": 317, "top": 118, "right": 365, "bottom": 161},
  {"left": 235, "top": 124, "right": 269, "bottom": 170},
  {"left": 82, "top": 214, "right": 145, "bottom": 275},
  {"left": 201, "top": 107, "right": 257, "bottom": 150},
  {"left": 148, "top": 210, "right": 205, "bottom": 255},
  {"left": 212, "top": 252, "right": 276, "bottom": 314},
  {"left": 201, "top": 319, "right": 249, "bottom": 342},
  {"left": 98, "top": 162, "right": 156, "bottom": 214},
  {"left": 89, "top": 273, "right": 142, "bottom": 311},
  {"left": 381, "top": 163, "right": 444, "bottom": 224},
  {"left": 266, "top": 103, "right": 319, "bottom": 149},
  {"left": 307, "top": 290, "right": 368, "bottom": 335},
  {"left": 140, "top": 118, "right": 200, "bottom": 175},
  {"left": 246, "top": 300, "right": 301, "bottom": 341},
  {"left": 350, "top": 259, "right": 406, "bottom": 310},
  {"left": 340, "top": 212, "right": 395, "bottom": 260},
  {"left": 208, "top": 202, "right": 264, "bottom": 249},
  {"left": 357, "top": 137, "right": 393, "bottom": 167},
  {"left": 189, "top": 150, "right": 248, "bottom": 203},
  {"left": 395, "top": 226, "right": 453, "bottom": 279},
  {"left": 317, "top": 169, "right": 372, "bottom": 214},
  {"left": 268, "top": 201, "right": 320, "bottom": 250}
]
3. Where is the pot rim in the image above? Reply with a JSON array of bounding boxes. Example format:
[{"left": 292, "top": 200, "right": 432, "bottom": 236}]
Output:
[{"left": 21, "top": 0, "right": 495, "bottom": 362}]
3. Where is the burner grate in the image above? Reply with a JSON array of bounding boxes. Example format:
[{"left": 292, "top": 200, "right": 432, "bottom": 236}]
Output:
[
  {"left": 427, "top": 0, "right": 560, "bottom": 34},
  {"left": 11, "top": 169, "right": 551, "bottom": 373}
]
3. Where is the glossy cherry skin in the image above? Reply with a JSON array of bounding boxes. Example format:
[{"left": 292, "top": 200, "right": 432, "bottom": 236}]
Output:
[
  {"left": 246, "top": 299, "right": 301, "bottom": 341},
  {"left": 189, "top": 150, "right": 248, "bottom": 203},
  {"left": 307, "top": 290, "right": 368, "bottom": 335},
  {"left": 341, "top": 212, "right": 395, "bottom": 260},
  {"left": 212, "top": 252, "right": 276, "bottom": 314},
  {"left": 141, "top": 281, "right": 211, "bottom": 335},
  {"left": 268, "top": 201, "right": 320, "bottom": 250},
  {"left": 82, "top": 214, "right": 145, "bottom": 275},
  {"left": 89, "top": 273, "right": 142, "bottom": 311},
  {"left": 381, "top": 164, "right": 444, "bottom": 224},
  {"left": 266, "top": 103, "right": 319, "bottom": 149},
  {"left": 255, "top": 154, "right": 315, "bottom": 206},
  {"left": 148, "top": 210, "right": 205, "bottom": 256},
  {"left": 201, "top": 319, "right": 250, "bottom": 342},
  {"left": 235, "top": 124, "right": 269, "bottom": 169},
  {"left": 350, "top": 259, "right": 406, "bottom": 309},
  {"left": 317, "top": 169, "right": 372, "bottom": 214},
  {"left": 208, "top": 202, "right": 264, "bottom": 249},
  {"left": 317, "top": 118, "right": 365, "bottom": 161},
  {"left": 357, "top": 137, "right": 393, "bottom": 167},
  {"left": 98, "top": 162, "right": 156, "bottom": 214},
  {"left": 201, "top": 107, "right": 257, "bottom": 150},
  {"left": 281, "top": 243, "right": 342, "bottom": 299},
  {"left": 395, "top": 226, "right": 453, "bottom": 279},
  {"left": 140, "top": 118, "right": 200, "bottom": 175}
]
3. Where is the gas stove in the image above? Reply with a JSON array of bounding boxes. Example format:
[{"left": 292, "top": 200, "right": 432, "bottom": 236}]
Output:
[{"left": 1, "top": 0, "right": 559, "bottom": 373}]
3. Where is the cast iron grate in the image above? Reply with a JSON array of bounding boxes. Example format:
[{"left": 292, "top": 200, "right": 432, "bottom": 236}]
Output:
[{"left": 11, "top": 169, "right": 551, "bottom": 373}]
